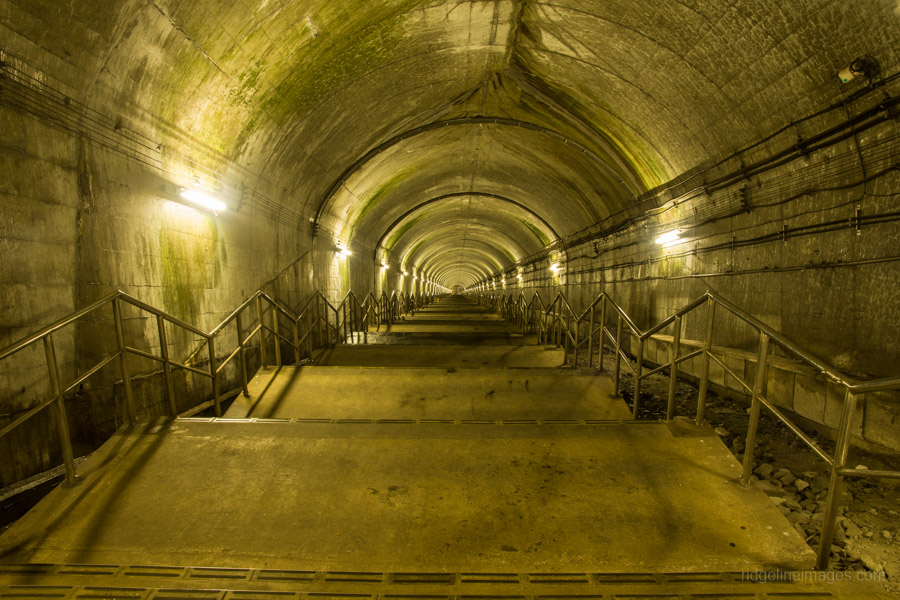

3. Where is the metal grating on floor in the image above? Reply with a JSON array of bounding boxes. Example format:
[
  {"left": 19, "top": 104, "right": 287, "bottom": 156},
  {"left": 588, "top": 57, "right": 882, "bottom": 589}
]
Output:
[
  {"left": 0, "top": 585, "right": 843, "bottom": 600},
  {"left": 0, "top": 566, "right": 823, "bottom": 587},
  {"left": 0, "top": 565, "right": 862, "bottom": 599}
]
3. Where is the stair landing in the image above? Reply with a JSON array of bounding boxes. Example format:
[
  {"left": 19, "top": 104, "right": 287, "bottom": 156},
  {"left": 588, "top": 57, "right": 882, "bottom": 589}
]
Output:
[{"left": 0, "top": 419, "right": 815, "bottom": 573}]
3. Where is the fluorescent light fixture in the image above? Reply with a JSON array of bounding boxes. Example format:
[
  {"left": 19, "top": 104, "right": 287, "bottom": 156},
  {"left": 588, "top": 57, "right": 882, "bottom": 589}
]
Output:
[
  {"left": 550, "top": 263, "right": 561, "bottom": 273},
  {"left": 655, "top": 229, "right": 682, "bottom": 247},
  {"left": 338, "top": 246, "right": 352, "bottom": 257},
  {"left": 180, "top": 188, "right": 226, "bottom": 213}
]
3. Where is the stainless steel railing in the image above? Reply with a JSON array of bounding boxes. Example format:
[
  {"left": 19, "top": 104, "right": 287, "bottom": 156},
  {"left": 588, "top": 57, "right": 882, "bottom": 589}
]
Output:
[
  {"left": 0, "top": 288, "right": 433, "bottom": 487},
  {"left": 478, "top": 288, "right": 899, "bottom": 570}
]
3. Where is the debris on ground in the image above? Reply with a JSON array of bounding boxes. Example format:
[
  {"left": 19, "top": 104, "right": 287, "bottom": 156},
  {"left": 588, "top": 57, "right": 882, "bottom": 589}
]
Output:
[{"left": 590, "top": 352, "right": 900, "bottom": 594}]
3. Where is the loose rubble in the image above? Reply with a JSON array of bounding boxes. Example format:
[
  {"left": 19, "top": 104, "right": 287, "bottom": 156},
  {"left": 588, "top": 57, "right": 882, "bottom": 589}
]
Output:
[{"left": 608, "top": 362, "right": 900, "bottom": 594}]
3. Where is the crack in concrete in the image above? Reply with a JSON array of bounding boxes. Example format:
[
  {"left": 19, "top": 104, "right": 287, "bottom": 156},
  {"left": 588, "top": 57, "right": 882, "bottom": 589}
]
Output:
[{"left": 147, "top": 0, "right": 228, "bottom": 77}]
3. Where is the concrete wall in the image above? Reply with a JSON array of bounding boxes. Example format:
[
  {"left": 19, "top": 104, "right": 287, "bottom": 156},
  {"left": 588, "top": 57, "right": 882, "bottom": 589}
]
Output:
[
  {"left": 0, "top": 72, "right": 370, "bottom": 486},
  {"left": 488, "top": 100, "right": 900, "bottom": 454}
]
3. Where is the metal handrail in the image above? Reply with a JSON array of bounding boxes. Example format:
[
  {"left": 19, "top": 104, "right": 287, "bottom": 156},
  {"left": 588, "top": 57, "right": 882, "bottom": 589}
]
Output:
[
  {"left": 479, "top": 287, "right": 899, "bottom": 570},
  {"left": 0, "top": 287, "right": 425, "bottom": 488}
]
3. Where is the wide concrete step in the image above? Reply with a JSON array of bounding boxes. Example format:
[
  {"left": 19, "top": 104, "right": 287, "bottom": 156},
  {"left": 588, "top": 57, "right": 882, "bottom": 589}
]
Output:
[
  {"left": 383, "top": 320, "right": 521, "bottom": 334},
  {"left": 357, "top": 331, "right": 536, "bottom": 345},
  {"left": 0, "top": 419, "right": 818, "bottom": 574},
  {"left": 314, "top": 344, "right": 565, "bottom": 368},
  {"left": 224, "top": 365, "right": 629, "bottom": 420}
]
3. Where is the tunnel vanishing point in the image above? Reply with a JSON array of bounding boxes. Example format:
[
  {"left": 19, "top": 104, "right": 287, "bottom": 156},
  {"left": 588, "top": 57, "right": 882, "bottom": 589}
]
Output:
[{"left": 1, "top": 0, "right": 900, "bottom": 595}]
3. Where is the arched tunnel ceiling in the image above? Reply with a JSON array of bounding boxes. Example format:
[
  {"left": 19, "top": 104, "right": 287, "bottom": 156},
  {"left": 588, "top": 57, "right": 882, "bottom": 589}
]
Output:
[{"left": 8, "top": 0, "right": 899, "bottom": 288}]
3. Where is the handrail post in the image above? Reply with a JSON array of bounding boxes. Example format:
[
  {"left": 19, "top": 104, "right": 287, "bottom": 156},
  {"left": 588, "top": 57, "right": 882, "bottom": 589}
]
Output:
[
  {"left": 571, "top": 310, "right": 578, "bottom": 367},
  {"left": 112, "top": 297, "right": 136, "bottom": 425},
  {"left": 292, "top": 320, "right": 301, "bottom": 363},
  {"left": 742, "top": 333, "right": 770, "bottom": 485},
  {"left": 666, "top": 314, "right": 682, "bottom": 420},
  {"left": 816, "top": 389, "right": 859, "bottom": 570},
  {"left": 306, "top": 310, "right": 314, "bottom": 357},
  {"left": 696, "top": 299, "right": 716, "bottom": 426},
  {"left": 156, "top": 315, "right": 177, "bottom": 416},
  {"left": 271, "top": 302, "right": 282, "bottom": 368},
  {"left": 598, "top": 298, "right": 607, "bottom": 371},
  {"left": 613, "top": 314, "right": 623, "bottom": 395},
  {"left": 235, "top": 313, "right": 250, "bottom": 397},
  {"left": 208, "top": 336, "right": 221, "bottom": 417},
  {"left": 43, "top": 335, "right": 76, "bottom": 485},
  {"left": 632, "top": 338, "right": 644, "bottom": 419},
  {"left": 587, "top": 305, "right": 595, "bottom": 368},
  {"left": 256, "top": 296, "right": 268, "bottom": 368}
]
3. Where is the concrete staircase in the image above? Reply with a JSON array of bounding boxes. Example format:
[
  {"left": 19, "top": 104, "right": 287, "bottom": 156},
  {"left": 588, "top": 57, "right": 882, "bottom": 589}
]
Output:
[{"left": 0, "top": 295, "right": 888, "bottom": 597}]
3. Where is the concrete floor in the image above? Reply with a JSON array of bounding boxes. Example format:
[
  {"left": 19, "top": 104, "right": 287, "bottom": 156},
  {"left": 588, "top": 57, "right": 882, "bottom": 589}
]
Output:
[
  {"left": 314, "top": 344, "right": 565, "bottom": 367},
  {"left": 0, "top": 294, "right": 829, "bottom": 589},
  {"left": 0, "top": 419, "right": 815, "bottom": 572},
  {"left": 226, "top": 366, "right": 629, "bottom": 421}
]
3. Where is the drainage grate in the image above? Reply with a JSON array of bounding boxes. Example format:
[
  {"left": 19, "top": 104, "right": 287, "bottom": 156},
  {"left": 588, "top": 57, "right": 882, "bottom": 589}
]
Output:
[
  {"left": 152, "top": 590, "right": 223, "bottom": 600},
  {"left": 322, "top": 573, "right": 383, "bottom": 584},
  {"left": 592, "top": 574, "right": 658, "bottom": 585},
  {"left": 76, "top": 587, "right": 147, "bottom": 600},
  {"left": 254, "top": 571, "right": 316, "bottom": 584},
  {"left": 0, "top": 566, "right": 55, "bottom": 577},
  {"left": 58, "top": 568, "right": 118, "bottom": 578},
  {"left": 186, "top": 569, "right": 250, "bottom": 582},
  {"left": 122, "top": 567, "right": 183, "bottom": 579},
  {"left": 527, "top": 575, "right": 590, "bottom": 585},
  {"left": 388, "top": 574, "right": 455, "bottom": 585},
  {"left": 227, "top": 593, "right": 296, "bottom": 600},
  {"left": 0, "top": 586, "right": 71, "bottom": 599},
  {"left": 459, "top": 574, "right": 521, "bottom": 585}
]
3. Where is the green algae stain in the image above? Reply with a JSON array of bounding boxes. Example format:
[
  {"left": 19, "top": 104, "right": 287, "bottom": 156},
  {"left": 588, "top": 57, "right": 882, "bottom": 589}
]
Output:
[
  {"left": 385, "top": 214, "right": 423, "bottom": 250},
  {"left": 260, "top": 1, "right": 420, "bottom": 121},
  {"left": 519, "top": 218, "right": 552, "bottom": 246},
  {"left": 350, "top": 165, "right": 417, "bottom": 233},
  {"left": 158, "top": 211, "right": 223, "bottom": 318},
  {"left": 338, "top": 255, "right": 350, "bottom": 291}
]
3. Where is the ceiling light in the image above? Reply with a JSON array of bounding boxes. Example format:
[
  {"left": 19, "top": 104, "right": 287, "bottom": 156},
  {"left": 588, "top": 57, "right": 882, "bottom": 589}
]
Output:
[
  {"left": 550, "top": 263, "right": 561, "bottom": 273},
  {"left": 180, "top": 188, "right": 226, "bottom": 214}
]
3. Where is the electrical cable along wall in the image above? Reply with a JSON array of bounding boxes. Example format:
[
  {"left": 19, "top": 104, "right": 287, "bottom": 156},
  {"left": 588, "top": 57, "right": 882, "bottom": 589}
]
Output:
[{"left": 483, "top": 71, "right": 900, "bottom": 383}]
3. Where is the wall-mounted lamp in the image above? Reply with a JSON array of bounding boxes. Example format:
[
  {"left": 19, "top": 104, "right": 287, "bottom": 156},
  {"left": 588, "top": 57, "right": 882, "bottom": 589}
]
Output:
[
  {"left": 180, "top": 188, "right": 226, "bottom": 214},
  {"left": 402, "top": 270, "right": 409, "bottom": 276},
  {"left": 655, "top": 229, "right": 683, "bottom": 247},
  {"left": 549, "top": 263, "right": 561, "bottom": 273},
  {"left": 838, "top": 57, "right": 875, "bottom": 84},
  {"left": 338, "top": 246, "right": 352, "bottom": 257}
]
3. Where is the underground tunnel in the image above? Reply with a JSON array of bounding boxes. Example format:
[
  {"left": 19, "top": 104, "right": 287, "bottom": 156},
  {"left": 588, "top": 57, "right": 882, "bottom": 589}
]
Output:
[{"left": 0, "top": 0, "right": 899, "bottom": 595}]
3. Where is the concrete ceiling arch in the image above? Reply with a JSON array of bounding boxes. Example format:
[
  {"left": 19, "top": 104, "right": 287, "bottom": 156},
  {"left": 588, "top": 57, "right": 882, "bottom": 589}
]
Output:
[
  {"left": 378, "top": 193, "right": 558, "bottom": 255},
  {"left": 398, "top": 224, "right": 525, "bottom": 273},
  {"left": 6, "top": 0, "right": 898, "bottom": 292}
]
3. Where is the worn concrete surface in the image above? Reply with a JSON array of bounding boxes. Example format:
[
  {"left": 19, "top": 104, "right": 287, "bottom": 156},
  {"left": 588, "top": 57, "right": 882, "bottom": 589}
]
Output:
[
  {"left": 0, "top": 419, "right": 816, "bottom": 573},
  {"left": 315, "top": 343, "right": 565, "bottom": 367},
  {"left": 225, "top": 365, "right": 628, "bottom": 421}
]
